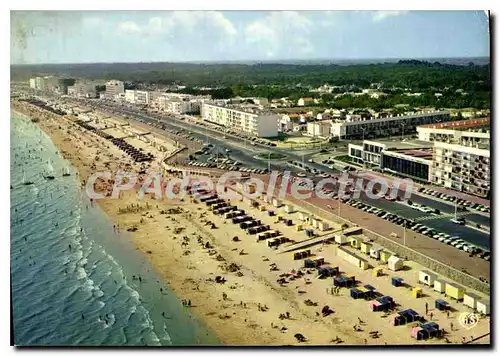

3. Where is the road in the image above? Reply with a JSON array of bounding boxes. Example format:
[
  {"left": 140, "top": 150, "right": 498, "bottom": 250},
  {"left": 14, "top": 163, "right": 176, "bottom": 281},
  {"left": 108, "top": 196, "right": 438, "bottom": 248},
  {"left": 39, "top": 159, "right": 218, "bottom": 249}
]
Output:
[{"left": 261, "top": 175, "right": 490, "bottom": 281}]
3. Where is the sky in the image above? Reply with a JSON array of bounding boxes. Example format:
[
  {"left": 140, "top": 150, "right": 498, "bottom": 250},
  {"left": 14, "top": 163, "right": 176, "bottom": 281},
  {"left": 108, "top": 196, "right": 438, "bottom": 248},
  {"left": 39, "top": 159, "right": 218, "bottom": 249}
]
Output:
[{"left": 10, "top": 10, "right": 490, "bottom": 64}]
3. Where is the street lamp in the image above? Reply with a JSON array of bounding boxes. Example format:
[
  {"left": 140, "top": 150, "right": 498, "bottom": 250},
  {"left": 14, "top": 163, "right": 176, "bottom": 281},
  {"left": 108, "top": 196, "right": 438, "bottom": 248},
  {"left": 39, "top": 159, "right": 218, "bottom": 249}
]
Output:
[
  {"left": 403, "top": 220, "right": 406, "bottom": 246},
  {"left": 361, "top": 127, "right": 367, "bottom": 142}
]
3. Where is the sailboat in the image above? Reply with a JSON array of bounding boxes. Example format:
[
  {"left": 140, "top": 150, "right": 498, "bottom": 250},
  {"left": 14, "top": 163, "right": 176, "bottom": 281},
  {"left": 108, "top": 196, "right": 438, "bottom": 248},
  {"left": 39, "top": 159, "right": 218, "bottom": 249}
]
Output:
[
  {"left": 43, "top": 159, "right": 55, "bottom": 180},
  {"left": 22, "top": 171, "right": 34, "bottom": 185},
  {"left": 62, "top": 167, "right": 71, "bottom": 177}
]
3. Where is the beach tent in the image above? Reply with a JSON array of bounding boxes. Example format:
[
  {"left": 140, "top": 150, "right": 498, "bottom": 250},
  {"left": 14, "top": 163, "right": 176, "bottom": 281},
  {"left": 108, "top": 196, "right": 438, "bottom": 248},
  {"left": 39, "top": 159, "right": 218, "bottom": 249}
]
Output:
[
  {"left": 388, "top": 256, "right": 404, "bottom": 271},
  {"left": 373, "top": 268, "right": 383, "bottom": 277},
  {"left": 412, "top": 287, "right": 423, "bottom": 298},
  {"left": 369, "top": 300, "right": 382, "bottom": 311},
  {"left": 317, "top": 266, "right": 338, "bottom": 278},
  {"left": 435, "top": 299, "right": 450, "bottom": 311},
  {"left": 257, "top": 232, "right": 270, "bottom": 241},
  {"left": 393, "top": 309, "right": 421, "bottom": 326},
  {"left": 411, "top": 326, "right": 429, "bottom": 340},
  {"left": 358, "top": 286, "right": 374, "bottom": 300},
  {"left": 434, "top": 279, "right": 447, "bottom": 293},
  {"left": 304, "top": 256, "right": 325, "bottom": 268},
  {"left": 392, "top": 277, "right": 404, "bottom": 287},
  {"left": 419, "top": 270, "right": 437, "bottom": 286},
  {"left": 364, "top": 284, "right": 376, "bottom": 292},
  {"left": 463, "top": 292, "right": 481, "bottom": 310},
  {"left": 292, "top": 249, "right": 311, "bottom": 260},
  {"left": 477, "top": 300, "right": 490, "bottom": 315},
  {"left": 421, "top": 322, "right": 440, "bottom": 338},
  {"left": 304, "top": 259, "right": 315, "bottom": 268},
  {"left": 350, "top": 288, "right": 364, "bottom": 299},
  {"left": 334, "top": 276, "right": 355, "bottom": 288}
]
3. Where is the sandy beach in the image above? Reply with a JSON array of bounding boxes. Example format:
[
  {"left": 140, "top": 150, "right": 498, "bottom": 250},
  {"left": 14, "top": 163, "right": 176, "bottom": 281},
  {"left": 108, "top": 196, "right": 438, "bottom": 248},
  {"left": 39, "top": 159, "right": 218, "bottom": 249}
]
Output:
[{"left": 11, "top": 101, "right": 490, "bottom": 346}]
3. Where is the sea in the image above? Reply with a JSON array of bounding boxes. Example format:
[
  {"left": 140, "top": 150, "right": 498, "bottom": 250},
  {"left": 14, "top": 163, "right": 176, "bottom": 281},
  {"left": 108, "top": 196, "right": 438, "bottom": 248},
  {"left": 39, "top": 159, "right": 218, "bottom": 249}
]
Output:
[{"left": 10, "top": 110, "right": 221, "bottom": 346}]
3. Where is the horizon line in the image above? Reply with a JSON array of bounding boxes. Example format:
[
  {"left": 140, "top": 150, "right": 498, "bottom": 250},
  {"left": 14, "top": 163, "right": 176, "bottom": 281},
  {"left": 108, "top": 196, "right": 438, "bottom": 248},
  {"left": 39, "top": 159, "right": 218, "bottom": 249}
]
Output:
[{"left": 11, "top": 56, "right": 490, "bottom": 67}]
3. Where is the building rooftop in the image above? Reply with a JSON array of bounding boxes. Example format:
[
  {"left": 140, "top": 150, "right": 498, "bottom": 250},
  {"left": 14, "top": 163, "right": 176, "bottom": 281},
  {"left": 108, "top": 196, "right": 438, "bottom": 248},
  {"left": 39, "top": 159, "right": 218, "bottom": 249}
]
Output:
[
  {"left": 390, "top": 148, "right": 434, "bottom": 160},
  {"left": 205, "top": 102, "right": 274, "bottom": 116},
  {"left": 366, "top": 139, "right": 435, "bottom": 150},
  {"left": 418, "top": 117, "right": 490, "bottom": 130}
]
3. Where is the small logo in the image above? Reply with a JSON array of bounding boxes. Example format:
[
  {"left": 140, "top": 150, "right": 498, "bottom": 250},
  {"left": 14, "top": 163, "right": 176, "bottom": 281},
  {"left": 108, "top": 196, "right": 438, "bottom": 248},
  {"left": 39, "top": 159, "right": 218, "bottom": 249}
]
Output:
[{"left": 458, "top": 312, "right": 479, "bottom": 330}]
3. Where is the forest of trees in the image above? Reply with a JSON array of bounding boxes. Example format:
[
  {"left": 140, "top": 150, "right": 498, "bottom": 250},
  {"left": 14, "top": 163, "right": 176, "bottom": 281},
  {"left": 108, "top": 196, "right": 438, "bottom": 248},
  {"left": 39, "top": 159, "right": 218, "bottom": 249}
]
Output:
[{"left": 12, "top": 60, "right": 491, "bottom": 109}]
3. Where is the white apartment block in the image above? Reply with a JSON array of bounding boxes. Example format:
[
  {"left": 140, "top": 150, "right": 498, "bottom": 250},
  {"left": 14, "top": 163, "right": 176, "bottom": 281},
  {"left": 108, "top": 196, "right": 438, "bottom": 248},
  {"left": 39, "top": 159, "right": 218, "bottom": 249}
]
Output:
[
  {"left": 330, "top": 111, "right": 451, "bottom": 139},
  {"left": 307, "top": 121, "right": 332, "bottom": 138},
  {"left": 135, "top": 90, "right": 149, "bottom": 105},
  {"left": 432, "top": 141, "right": 490, "bottom": 198},
  {"left": 416, "top": 118, "right": 490, "bottom": 146},
  {"left": 125, "top": 89, "right": 136, "bottom": 103},
  {"left": 32, "top": 76, "right": 59, "bottom": 91},
  {"left": 105, "top": 80, "right": 125, "bottom": 99},
  {"left": 201, "top": 103, "right": 278, "bottom": 138},
  {"left": 67, "top": 83, "right": 96, "bottom": 98}
]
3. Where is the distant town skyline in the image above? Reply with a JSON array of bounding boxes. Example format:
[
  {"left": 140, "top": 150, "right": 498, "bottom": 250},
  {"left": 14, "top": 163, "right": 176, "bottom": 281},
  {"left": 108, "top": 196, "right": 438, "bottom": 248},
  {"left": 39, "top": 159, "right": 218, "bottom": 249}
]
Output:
[{"left": 11, "top": 11, "right": 490, "bottom": 64}]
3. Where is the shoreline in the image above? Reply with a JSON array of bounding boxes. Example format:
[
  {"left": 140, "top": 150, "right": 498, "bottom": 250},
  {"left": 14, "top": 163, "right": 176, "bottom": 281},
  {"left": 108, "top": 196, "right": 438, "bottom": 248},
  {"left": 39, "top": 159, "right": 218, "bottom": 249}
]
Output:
[
  {"left": 10, "top": 104, "right": 292, "bottom": 345},
  {"left": 11, "top": 102, "right": 490, "bottom": 346}
]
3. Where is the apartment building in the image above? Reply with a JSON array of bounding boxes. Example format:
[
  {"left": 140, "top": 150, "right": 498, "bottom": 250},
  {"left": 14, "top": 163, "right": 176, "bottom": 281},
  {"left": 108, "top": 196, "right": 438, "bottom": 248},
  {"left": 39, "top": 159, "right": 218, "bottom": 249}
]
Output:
[
  {"left": 330, "top": 111, "right": 451, "bottom": 139},
  {"left": 135, "top": 91, "right": 149, "bottom": 105},
  {"left": 31, "top": 76, "right": 59, "bottom": 91},
  {"left": 432, "top": 142, "right": 490, "bottom": 198},
  {"left": 307, "top": 120, "right": 332, "bottom": 138},
  {"left": 67, "top": 83, "right": 97, "bottom": 98},
  {"left": 201, "top": 103, "right": 278, "bottom": 138},
  {"left": 416, "top": 118, "right": 490, "bottom": 146},
  {"left": 125, "top": 89, "right": 136, "bottom": 103},
  {"left": 105, "top": 80, "right": 125, "bottom": 99}
]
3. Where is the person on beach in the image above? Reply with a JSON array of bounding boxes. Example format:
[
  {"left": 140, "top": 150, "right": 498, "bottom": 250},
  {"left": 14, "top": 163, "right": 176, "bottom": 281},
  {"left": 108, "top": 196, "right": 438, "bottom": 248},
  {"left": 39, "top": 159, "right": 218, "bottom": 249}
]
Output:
[{"left": 425, "top": 302, "right": 428, "bottom": 315}]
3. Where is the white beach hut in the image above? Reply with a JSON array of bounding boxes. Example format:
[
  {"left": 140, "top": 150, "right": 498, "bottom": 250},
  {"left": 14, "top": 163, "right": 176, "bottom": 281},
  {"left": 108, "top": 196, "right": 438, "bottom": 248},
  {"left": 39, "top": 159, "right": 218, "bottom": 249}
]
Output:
[
  {"left": 463, "top": 292, "right": 481, "bottom": 310},
  {"left": 418, "top": 270, "right": 437, "bottom": 287},
  {"left": 433, "top": 279, "right": 447, "bottom": 294},
  {"left": 388, "top": 256, "right": 404, "bottom": 271},
  {"left": 476, "top": 300, "right": 490, "bottom": 315}
]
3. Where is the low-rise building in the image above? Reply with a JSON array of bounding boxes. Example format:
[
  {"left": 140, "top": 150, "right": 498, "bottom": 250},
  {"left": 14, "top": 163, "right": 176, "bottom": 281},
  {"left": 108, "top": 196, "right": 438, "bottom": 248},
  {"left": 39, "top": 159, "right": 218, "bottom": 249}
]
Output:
[
  {"left": 297, "top": 97, "right": 316, "bottom": 106},
  {"left": 330, "top": 111, "right": 451, "bottom": 139},
  {"left": 416, "top": 118, "right": 490, "bottom": 146},
  {"left": 201, "top": 102, "right": 278, "bottom": 137},
  {"left": 348, "top": 139, "right": 434, "bottom": 182}
]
